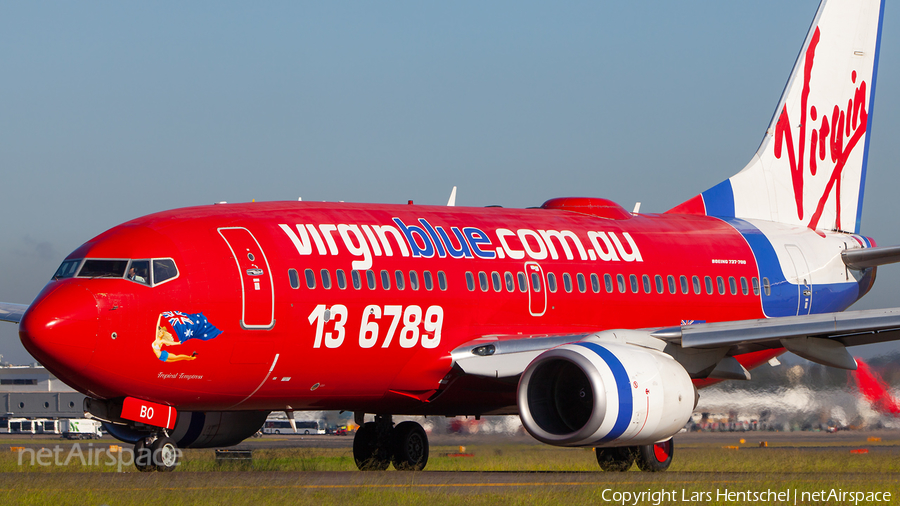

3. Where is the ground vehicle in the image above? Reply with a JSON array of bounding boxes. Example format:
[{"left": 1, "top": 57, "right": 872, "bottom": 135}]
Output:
[
  {"left": 62, "top": 418, "right": 103, "bottom": 439},
  {"left": 7, "top": 418, "right": 35, "bottom": 434},
  {"left": 262, "top": 419, "right": 325, "bottom": 435}
]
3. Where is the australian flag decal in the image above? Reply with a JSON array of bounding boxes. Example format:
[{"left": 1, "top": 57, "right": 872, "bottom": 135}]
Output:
[{"left": 162, "top": 311, "right": 223, "bottom": 342}]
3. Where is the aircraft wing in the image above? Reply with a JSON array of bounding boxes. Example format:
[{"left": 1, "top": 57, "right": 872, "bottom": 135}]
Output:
[
  {"left": 0, "top": 302, "right": 28, "bottom": 324},
  {"left": 451, "top": 307, "right": 900, "bottom": 379}
]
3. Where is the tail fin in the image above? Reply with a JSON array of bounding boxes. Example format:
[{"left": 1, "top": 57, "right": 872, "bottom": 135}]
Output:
[{"left": 668, "top": 0, "right": 885, "bottom": 234}]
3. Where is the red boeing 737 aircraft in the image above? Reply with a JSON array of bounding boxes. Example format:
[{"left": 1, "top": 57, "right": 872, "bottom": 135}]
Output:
[{"left": 3, "top": 0, "right": 900, "bottom": 472}]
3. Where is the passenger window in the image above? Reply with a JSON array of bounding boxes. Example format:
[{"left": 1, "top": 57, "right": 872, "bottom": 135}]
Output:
[
  {"left": 667, "top": 275, "right": 676, "bottom": 294},
  {"left": 563, "top": 273, "right": 572, "bottom": 293},
  {"left": 288, "top": 269, "right": 300, "bottom": 289},
  {"left": 630, "top": 274, "right": 638, "bottom": 294},
  {"left": 438, "top": 271, "right": 447, "bottom": 291},
  {"left": 681, "top": 275, "right": 689, "bottom": 295},
  {"left": 321, "top": 269, "right": 332, "bottom": 289},
  {"left": 305, "top": 268, "right": 316, "bottom": 289},
  {"left": 366, "top": 270, "right": 377, "bottom": 290},
  {"left": 491, "top": 272, "right": 502, "bottom": 292},
  {"left": 762, "top": 277, "right": 771, "bottom": 296},
  {"left": 409, "top": 271, "right": 419, "bottom": 291},
  {"left": 530, "top": 272, "right": 542, "bottom": 292},
  {"left": 336, "top": 269, "right": 347, "bottom": 289},
  {"left": 616, "top": 274, "right": 626, "bottom": 293},
  {"left": 729, "top": 276, "right": 737, "bottom": 295},
  {"left": 605, "top": 274, "right": 614, "bottom": 293},
  {"left": 752, "top": 277, "right": 760, "bottom": 296},
  {"left": 716, "top": 276, "right": 725, "bottom": 295},
  {"left": 505, "top": 272, "right": 515, "bottom": 292},
  {"left": 740, "top": 276, "right": 748, "bottom": 295},
  {"left": 423, "top": 271, "right": 434, "bottom": 291},
  {"left": 576, "top": 273, "right": 586, "bottom": 293},
  {"left": 379, "top": 270, "right": 390, "bottom": 290},
  {"left": 591, "top": 273, "right": 600, "bottom": 293},
  {"left": 351, "top": 270, "right": 362, "bottom": 290},
  {"left": 547, "top": 272, "right": 558, "bottom": 293},
  {"left": 692, "top": 276, "right": 701, "bottom": 295},
  {"left": 478, "top": 271, "right": 489, "bottom": 292},
  {"left": 517, "top": 272, "right": 528, "bottom": 293},
  {"left": 654, "top": 275, "right": 663, "bottom": 294},
  {"left": 128, "top": 260, "right": 151, "bottom": 286},
  {"left": 642, "top": 274, "right": 651, "bottom": 294},
  {"left": 395, "top": 270, "right": 405, "bottom": 290},
  {"left": 465, "top": 272, "right": 475, "bottom": 291},
  {"left": 705, "top": 276, "right": 713, "bottom": 295}
]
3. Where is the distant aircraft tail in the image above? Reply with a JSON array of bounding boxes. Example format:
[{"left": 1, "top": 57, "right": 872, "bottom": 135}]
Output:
[{"left": 668, "top": 0, "right": 885, "bottom": 234}]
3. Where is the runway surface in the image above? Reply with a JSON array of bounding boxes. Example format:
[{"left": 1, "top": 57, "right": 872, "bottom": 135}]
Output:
[
  {"left": 2, "top": 430, "right": 899, "bottom": 506},
  {"left": 3, "top": 427, "right": 899, "bottom": 450}
]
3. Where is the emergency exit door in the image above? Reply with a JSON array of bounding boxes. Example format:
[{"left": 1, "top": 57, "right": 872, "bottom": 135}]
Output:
[
  {"left": 526, "top": 262, "right": 547, "bottom": 316},
  {"left": 219, "top": 227, "right": 275, "bottom": 329}
]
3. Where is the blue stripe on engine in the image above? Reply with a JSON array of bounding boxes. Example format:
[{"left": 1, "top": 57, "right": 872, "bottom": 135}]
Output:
[
  {"left": 575, "top": 342, "right": 632, "bottom": 442},
  {"left": 177, "top": 412, "right": 206, "bottom": 448}
]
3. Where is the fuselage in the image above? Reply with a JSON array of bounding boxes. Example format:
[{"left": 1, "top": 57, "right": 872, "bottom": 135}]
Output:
[{"left": 19, "top": 198, "right": 875, "bottom": 415}]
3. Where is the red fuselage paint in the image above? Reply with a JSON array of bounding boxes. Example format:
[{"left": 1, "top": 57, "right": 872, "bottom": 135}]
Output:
[{"left": 20, "top": 200, "right": 781, "bottom": 416}]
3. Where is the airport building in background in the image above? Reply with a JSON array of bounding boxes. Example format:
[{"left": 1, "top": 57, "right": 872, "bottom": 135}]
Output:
[{"left": 0, "top": 362, "right": 85, "bottom": 423}]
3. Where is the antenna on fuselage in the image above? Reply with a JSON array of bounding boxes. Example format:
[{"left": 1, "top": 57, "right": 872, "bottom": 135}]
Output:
[{"left": 447, "top": 186, "right": 457, "bottom": 206}]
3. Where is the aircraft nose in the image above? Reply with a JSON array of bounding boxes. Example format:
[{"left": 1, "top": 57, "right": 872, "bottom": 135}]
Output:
[{"left": 20, "top": 283, "right": 99, "bottom": 375}]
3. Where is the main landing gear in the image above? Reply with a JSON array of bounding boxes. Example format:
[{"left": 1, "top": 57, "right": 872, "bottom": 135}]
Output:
[
  {"left": 352, "top": 415, "right": 429, "bottom": 471},
  {"left": 134, "top": 434, "right": 181, "bottom": 472},
  {"left": 596, "top": 438, "right": 674, "bottom": 472}
]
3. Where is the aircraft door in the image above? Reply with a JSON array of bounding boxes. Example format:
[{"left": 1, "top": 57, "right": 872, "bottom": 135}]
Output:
[
  {"left": 784, "top": 245, "right": 812, "bottom": 315},
  {"left": 526, "top": 262, "right": 546, "bottom": 316},
  {"left": 218, "top": 227, "right": 276, "bottom": 329}
]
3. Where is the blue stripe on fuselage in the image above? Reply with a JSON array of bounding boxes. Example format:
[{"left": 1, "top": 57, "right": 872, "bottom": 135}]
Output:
[
  {"left": 574, "top": 342, "right": 631, "bottom": 443},
  {"left": 701, "top": 180, "right": 736, "bottom": 218},
  {"left": 722, "top": 218, "right": 860, "bottom": 316}
]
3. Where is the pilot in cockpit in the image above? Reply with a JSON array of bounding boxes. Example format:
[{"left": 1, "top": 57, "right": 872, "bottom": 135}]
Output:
[{"left": 128, "top": 263, "right": 150, "bottom": 285}]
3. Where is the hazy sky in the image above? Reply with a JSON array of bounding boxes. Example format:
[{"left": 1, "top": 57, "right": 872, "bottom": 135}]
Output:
[{"left": 2, "top": 1, "right": 899, "bottom": 364}]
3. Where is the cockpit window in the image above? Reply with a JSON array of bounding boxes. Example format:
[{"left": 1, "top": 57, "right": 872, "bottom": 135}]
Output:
[
  {"left": 127, "top": 260, "right": 151, "bottom": 285},
  {"left": 78, "top": 259, "right": 129, "bottom": 278},
  {"left": 152, "top": 259, "right": 178, "bottom": 285},
  {"left": 53, "top": 259, "right": 82, "bottom": 280},
  {"left": 61, "top": 257, "right": 178, "bottom": 286}
]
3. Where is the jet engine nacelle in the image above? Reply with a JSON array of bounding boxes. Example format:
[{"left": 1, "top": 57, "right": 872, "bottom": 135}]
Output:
[{"left": 517, "top": 339, "right": 694, "bottom": 447}]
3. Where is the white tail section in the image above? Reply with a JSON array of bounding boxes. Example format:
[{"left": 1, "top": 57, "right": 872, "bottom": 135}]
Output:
[{"left": 669, "top": 0, "right": 884, "bottom": 234}]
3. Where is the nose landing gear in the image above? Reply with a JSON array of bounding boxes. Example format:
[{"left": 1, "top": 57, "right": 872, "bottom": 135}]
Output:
[
  {"left": 352, "top": 415, "right": 429, "bottom": 471},
  {"left": 134, "top": 434, "right": 181, "bottom": 472}
]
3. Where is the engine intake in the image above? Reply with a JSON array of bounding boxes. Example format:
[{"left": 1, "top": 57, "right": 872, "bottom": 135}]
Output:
[{"left": 518, "top": 339, "right": 694, "bottom": 447}]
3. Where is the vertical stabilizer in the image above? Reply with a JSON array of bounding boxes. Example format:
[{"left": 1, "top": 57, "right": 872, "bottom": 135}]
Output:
[{"left": 668, "top": 0, "right": 884, "bottom": 234}]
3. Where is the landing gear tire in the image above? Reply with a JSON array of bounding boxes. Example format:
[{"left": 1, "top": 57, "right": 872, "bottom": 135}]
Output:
[
  {"left": 134, "top": 439, "right": 154, "bottom": 472},
  {"left": 596, "top": 446, "right": 635, "bottom": 472},
  {"left": 634, "top": 438, "right": 673, "bottom": 472},
  {"left": 151, "top": 436, "right": 180, "bottom": 472},
  {"left": 391, "top": 421, "right": 428, "bottom": 471},
  {"left": 353, "top": 422, "right": 390, "bottom": 471}
]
